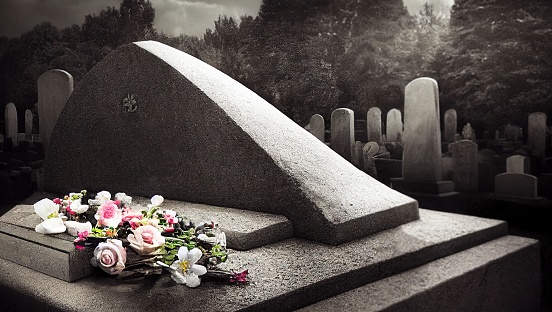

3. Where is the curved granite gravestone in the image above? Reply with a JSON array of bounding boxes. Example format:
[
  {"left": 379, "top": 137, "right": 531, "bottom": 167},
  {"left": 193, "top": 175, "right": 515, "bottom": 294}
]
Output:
[{"left": 44, "top": 41, "right": 418, "bottom": 245}]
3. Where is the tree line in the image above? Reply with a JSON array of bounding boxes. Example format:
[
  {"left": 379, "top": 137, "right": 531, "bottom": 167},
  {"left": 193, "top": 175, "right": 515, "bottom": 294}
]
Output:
[{"left": 1, "top": 0, "right": 551, "bottom": 134}]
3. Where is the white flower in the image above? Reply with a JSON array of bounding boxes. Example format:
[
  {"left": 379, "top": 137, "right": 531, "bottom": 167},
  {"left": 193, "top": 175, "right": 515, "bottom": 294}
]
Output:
[
  {"left": 35, "top": 217, "right": 66, "bottom": 234},
  {"left": 70, "top": 199, "right": 89, "bottom": 214},
  {"left": 65, "top": 221, "right": 92, "bottom": 236},
  {"left": 150, "top": 195, "right": 164, "bottom": 207},
  {"left": 115, "top": 193, "right": 127, "bottom": 202},
  {"left": 122, "top": 196, "right": 133, "bottom": 206},
  {"left": 169, "top": 247, "right": 207, "bottom": 288},
  {"left": 95, "top": 191, "right": 111, "bottom": 203},
  {"left": 34, "top": 198, "right": 59, "bottom": 220}
]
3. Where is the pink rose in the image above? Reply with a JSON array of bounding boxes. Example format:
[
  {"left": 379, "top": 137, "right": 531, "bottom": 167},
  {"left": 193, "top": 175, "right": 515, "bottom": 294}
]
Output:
[
  {"left": 96, "top": 200, "right": 122, "bottom": 228},
  {"left": 127, "top": 225, "right": 165, "bottom": 255},
  {"left": 121, "top": 207, "right": 143, "bottom": 224},
  {"left": 164, "top": 210, "right": 178, "bottom": 224},
  {"left": 91, "top": 239, "right": 126, "bottom": 275}
]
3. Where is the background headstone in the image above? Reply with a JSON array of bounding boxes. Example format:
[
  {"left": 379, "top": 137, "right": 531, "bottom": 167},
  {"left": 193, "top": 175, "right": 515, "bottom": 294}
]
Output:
[
  {"left": 386, "top": 108, "right": 403, "bottom": 142},
  {"left": 527, "top": 112, "right": 547, "bottom": 158},
  {"left": 331, "top": 108, "right": 354, "bottom": 161},
  {"left": 25, "top": 110, "right": 33, "bottom": 141},
  {"left": 506, "top": 155, "right": 530, "bottom": 174},
  {"left": 443, "top": 108, "right": 457, "bottom": 142},
  {"left": 495, "top": 173, "right": 538, "bottom": 199},
  {"left": 504, "top": 124, "right": 522, "bottom": 142},
  {"left": 402, "top": 77, "right": 443, "bottom": 182},
  {"left": 305, "top": 114, "right": 325, "bottom": 142},
  {"left": 363, "top": 141, "right": 379, "bottom": 176},
  {"left": 351, "top": 141, "right": 365, "bottom": 169},
  {"left": 4, "top": 103, "right": 18, "bottom": 146},
  {"left": 462, "top": 123, "right": 476, "bottom": 142},
  {"left": 367, "top": 107, "right": 382, "bottom": 143},
  {"left": 38, "top": 69, "right": 74, "bottom": 155},
  {"left": 449, "top": 140, "right": 479, "bottom": 192}
]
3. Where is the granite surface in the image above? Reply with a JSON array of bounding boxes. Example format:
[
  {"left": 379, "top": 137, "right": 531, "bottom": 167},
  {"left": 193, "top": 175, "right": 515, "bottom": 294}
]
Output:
[
  {"left": 0, "top": 209, "right": 508, "bottom": 311},
  {"left": 43, "top": 40, "right": 419, "bottom": 245}
]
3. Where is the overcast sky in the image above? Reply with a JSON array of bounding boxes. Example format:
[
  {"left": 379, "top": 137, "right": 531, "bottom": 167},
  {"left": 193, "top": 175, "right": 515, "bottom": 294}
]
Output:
[{"left": 0, "top": 0, "right": 454, "bottom": 39}]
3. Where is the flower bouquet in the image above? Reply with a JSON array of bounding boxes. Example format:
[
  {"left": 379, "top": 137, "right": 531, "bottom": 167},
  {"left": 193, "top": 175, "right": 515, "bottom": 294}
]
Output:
[{"left": 33, "top": 190, "right": 248, "bottom": 287}]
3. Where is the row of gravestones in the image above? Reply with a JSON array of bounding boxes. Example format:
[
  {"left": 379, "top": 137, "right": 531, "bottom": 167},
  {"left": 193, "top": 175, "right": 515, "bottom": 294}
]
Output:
[{"left": 0, "top": 69, "right": 72, "bottom": 199}]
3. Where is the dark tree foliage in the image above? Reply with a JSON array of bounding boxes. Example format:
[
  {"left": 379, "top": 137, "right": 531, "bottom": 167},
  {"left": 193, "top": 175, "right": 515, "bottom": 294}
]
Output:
[{"left": 431, "top": 0, "right": 552, "bottom": 132}]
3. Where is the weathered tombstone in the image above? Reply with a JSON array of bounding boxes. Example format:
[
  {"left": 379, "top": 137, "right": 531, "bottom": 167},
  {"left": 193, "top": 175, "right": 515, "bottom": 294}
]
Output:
[
  {"left": 305, "top": 114, "right": 325, "bottom": 142},
  {"left": 462, "top": 123, "right": 476, "bottom": 142},
  {"left": 331, "top": 108, "right": 355, "bottom": 161},
  {"left": 362, "top": 141, "right": 379, "bottom": 176},
  {"left": 495, "top": 130, "right": 500, "bottom": 140},
  {"left": 366, "top": 107, "right": 382, "bottom": 143},
  {"left": 44, "top": 41, "right": 418, "bottom": 245},
  {"left": 351, "top": 141, "right": 365, "bottom": 169},
  {"left": 527, "top": 112, "right": 546, "bottom": 158},
  {"left": 495, "top": 173, "right": 539, "bottom": 199},
  {"left": 443, "top": 108, "right": 457, "bottom": 142},
  {"left": 38, "top": 69, "right": 74, "bottom": 155},
  {"left": 506, "top": 155, "right": 530, "bottom": 174},
  {"left": 4, "top": 103, "right": 18, "bottom": 147},
  {"left": 386, "top": 109, "right": 403, "bottom": 142},
  {"left": 391, "top": 78, "right": 456, "bottom": 206},
  {"left": 449, "top": 140, "right": 479, "bottom": 192},
  {"left": 401, "top": 78, "right": 443, "bottom": 182},
  {"left": 24, "top": 110, "right": 33, "bottom": 141}
]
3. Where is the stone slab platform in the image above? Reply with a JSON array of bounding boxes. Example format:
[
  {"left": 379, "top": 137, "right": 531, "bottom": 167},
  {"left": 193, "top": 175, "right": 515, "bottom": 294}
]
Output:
[
  {"left": 0, "top": 209, "right": 510, "bottom": 311},
  {"left": 299, "top": 235, "right": 541, "bottom": 312}
]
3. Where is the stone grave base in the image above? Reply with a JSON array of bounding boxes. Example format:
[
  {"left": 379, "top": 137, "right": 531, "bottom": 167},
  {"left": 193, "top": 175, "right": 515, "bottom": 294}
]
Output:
[
  {"left": 0, "top": 204, "right": 541, "bottom": 311},
  {"left": 390, "top": 178, "right": 461, "bottom": 210},
  {"left": 390, "top": 178, "right": 454, "bottom": 194}
]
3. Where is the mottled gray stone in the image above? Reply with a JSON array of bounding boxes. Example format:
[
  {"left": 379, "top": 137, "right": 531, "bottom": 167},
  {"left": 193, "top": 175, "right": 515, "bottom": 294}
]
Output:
[
  {"left": 367, "top": 107, "right": 383, "bottom": 143},
  {"left": 449, "top": 140, "right": 478, "bottom": 193},
  {"left": 443, "top": 108, "right": 457, "bottom": 142},
  {"left": 363, "top": 141, "right": 379, "bottom": 176},
  {"left": 299, "top": 236, "right": 540, "bottom": 312},
  {"left": 386, "top": 108, "right": 403, "bottom": 142},
  {"left": 527, "top": 112, "right": 546, "bottom": 158},
  {"left": 44, "top": 41, "right": 418, "bottom": 245},
  {"left": 402, "top": 78, "right": 443, "bottom": 182},
  {"left": 38, "top": 69, "right": 73, "bottom": 155},
  {"left": 331, "top": 108, "right": 354, "bottom": 161},
  {"left": 25, "top": 109, "right": 33, "bottom": 141},
  {"left": 305, "top": 114, "right": 325, "bottom": 142},
  {"left": 0, "top": 209, "right": 509, "bottom": 311},
  {"left": 461, "top": 122, "right": 476, "bottom": 141},
  {"left": 351, "top": 141, "right": 365, "bottom": 169},
  {"left": 506, "top": 155, "right": 530, "bottom": 174},
  {"left": 5, "top": 102, "right": 18, "bottom": 146},
  {"left": 495, "top": 173, "right": 538, "bottom": 199}
]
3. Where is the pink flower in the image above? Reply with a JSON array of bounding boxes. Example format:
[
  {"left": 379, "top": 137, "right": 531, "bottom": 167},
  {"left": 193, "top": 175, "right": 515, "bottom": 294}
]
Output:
[
  {"left": 91, "top": 239, "right": 126, "bottom": 275},
  {"left": 230, "top": 270, "right": 249, "bottom": 284},
  {"left": 74, "top": 230, "right": 89, "bottom": 243},
  {"left": 127, "top": 225, "right": 165, "bottom": 255},
  {"left": 163, "top": 210, "right": 178, "bottom": 224},
  {"left": 96, "top": 200, "right": 122, "bottom": 228},
  {"left": 53, "top": 198, "right": 62, "bottom": 205},
  {"left": 129, "top": 217, "right": 142, "bottom": 230},
  {"left": 121, "top": 207, "right": 143, "bottom": 224}
]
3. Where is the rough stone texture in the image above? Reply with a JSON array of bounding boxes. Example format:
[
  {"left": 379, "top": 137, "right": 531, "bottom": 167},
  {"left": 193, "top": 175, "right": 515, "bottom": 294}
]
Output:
[
  {"left": 25, "top": 109, "right": 33, "bottom": 141},
  {"left": 351, "top": 141, "right": 365, "bottom": 169},
  {"left": 330, "top": 108, "right": 354, "bottom": 161},
  {"left": 495, "top": 172, "right": 539, "bottom": 199},
  {"left": 449, "top": 140, "right": 478, "bottom": 193},
  {"left": 38, "top": 69, "right": 74, "bottom": 156},
  {"left": 506, "top": 155, "right": 530, "bottom": 174},
  {"left": 0, "top": 209, "right": 509, "bottom": 311},
  {"left": 402, "top": 78, "right": 443, "bottom": 182},
  {"left": 367, "top": 107, "right": 383, "bottom": 143},
  {"left": 5, "top": 102, "right": 18, "bottom": 147},
  {"left": 443, "top": 108, "right": 457, "bottom": 143},
  {"left": 386, "top": 109, "right": 403, "bottom": 143},
  {"left": 527, "top": 112, "right": 547, "bottom": 158},
  {"left": 299, "top": 236, "right": 541, "bottom": 312},
  {"left": 306, "top": 114, "right": 325, "bottom": 142},
  {"left": 44, "top": 41, "right": 418, "bottom": 245},
  {"left": 461, "top": 123, "right": 476, "bottom": 141}
]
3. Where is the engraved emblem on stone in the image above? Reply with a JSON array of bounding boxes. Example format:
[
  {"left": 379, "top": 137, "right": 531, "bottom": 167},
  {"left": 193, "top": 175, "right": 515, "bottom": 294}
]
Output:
[{"left": 123, "top": 94, "right": 137, "bottom": 112}]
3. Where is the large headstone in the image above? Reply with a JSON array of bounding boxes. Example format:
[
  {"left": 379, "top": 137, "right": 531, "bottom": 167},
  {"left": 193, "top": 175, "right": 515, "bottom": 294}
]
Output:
[
  {"left": 38, "top": 69, "right": 74, "bottom": 155},
  {"left": 506, "top": 155, "right": 530, "bottom": 174},
  {"left": 305, "top": 114, "right": 325, "bottom": 142},
  {"left": 443, "top": 108, "right": 457, "bottom": 142},
  {"left": 4, "top": 103, "right": 18, "bottom": 146},
  {"left": 366, "top": 107, "right": 382, "bottom": 143},
  {"left": 24, "top": 110, "right": 33, "bottom": 141},
  {"left": 44, "top": 41, "right": 418, "bottom": 245},
  {"left": 330, "top": 108, "right": 354, "bottom": 161},
  {"left": 527, "top": 112, "right": 546, "bottom": 158},
  {"left": 386, "top": 109, "right": 402, "bottom": 142},
  {"left": 449, "top": 140, "right": 479, "bottom": 192},
  {"left": 495, "top": 173, "right": 539, "bottom": 199},
  {"left": 402, "top": 78, "right": 443, "bottom": 182}
]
